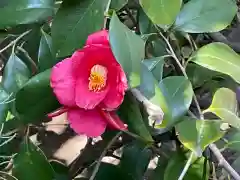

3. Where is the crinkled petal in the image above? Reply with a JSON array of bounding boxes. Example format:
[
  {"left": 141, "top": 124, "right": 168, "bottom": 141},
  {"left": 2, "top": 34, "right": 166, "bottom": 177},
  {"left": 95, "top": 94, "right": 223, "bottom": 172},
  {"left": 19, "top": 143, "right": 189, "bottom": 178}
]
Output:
[
  {"left": 75, "top": 76, "right": 109, "bottom": 109},
  {"left": 100, "top": 111, "right": 127, "bottom": 131},
  {"left": 86, "top": 30, "right": 109, "bottom": 46},
  {"left": 101, "top": 65, "right": 128, "bottom": 110},
  {"left": 50, "top": 58, "right": 76, "bottom": 106},
  {"left": 68, "top": 108, "right": 107, "bottom": 137}
]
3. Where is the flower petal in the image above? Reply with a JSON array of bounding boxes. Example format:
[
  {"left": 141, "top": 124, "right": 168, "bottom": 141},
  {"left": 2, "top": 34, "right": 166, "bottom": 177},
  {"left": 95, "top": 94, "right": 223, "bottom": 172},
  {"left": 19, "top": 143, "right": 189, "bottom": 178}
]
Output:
[
  {"left": 100, "top": 111, "right": 127, "bottom": 131},
  {"left": 68, "top": 108, "right": 107, "bottom": 137},
  {"left": 86, "top": 30, "right": 109, "bottom": 46},
  {"left": 75, "top": 75, "right": 109, "bottom": 109},
  {"left": 101, "top": 65, "right": 128, "bottom": 110},
  {"left": 50, "top": 58, "right": 76, "bottom": 106}
]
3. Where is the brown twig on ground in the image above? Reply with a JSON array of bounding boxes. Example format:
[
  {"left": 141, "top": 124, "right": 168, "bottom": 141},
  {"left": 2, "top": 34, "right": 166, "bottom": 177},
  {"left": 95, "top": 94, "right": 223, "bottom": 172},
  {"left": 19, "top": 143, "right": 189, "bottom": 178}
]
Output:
[{"left": 209, "top": 143, "right": 240, "bottom": 180}]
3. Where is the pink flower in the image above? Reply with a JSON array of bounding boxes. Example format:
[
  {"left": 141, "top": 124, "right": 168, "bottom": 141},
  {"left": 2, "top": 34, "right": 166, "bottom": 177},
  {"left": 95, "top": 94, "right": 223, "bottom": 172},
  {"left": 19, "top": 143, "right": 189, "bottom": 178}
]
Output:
[{"left": 49, "top": 30, "right": 128, "bottom": 137}]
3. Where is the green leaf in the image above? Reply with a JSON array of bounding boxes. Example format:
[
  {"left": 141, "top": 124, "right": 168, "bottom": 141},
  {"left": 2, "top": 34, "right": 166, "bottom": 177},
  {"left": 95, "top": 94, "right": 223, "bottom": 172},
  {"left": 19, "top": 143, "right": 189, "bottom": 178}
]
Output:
[
  {"left": 138, "top": 9, "right": 155, "bottom": 34},
  {"left": 12, "top": 139, "right": 55, "bottom": 180},
  {"left": 190, "top": 43, "right": 240, "bottom": 84},
  {"left": 0, "top": 86, "right": 10, "bottom": 123},
  {"left": 149, "top": 155, "right": 169, "bottom": 180},
  {"left": 139, "top": 0, "right": 182, "bottom": 25},
  {"left": 119, "top": 141, "right": 152, "bottom": 179},
  {"left": 118, "top": 92, "right": 153, "bottom": 142},
  {"left": 0, "top": 0, "right": 54, "bottom": 29},
  {"left": 50, "top": 160, "right": 69, "bottom": 180},
  {"left": 156, "top": 76, "right": 194, "bottom": 128},
  {"left": 174, "top": 0, "right": 237, "bottom": 33},
  {"left": 109, "top": 13, "right": 145, "bottom": 88},
  {"left": 110, "top": 0, "right": 128, "bottom": 10},
  {"left": 15, "top": 69, "right": 60, "bottom": 123},
  {"left": 164, "top": 152, "right": 209, "bottom": 180},
  {"left": 143, "top": 56, "right": 165, "bottom": 82},
  {"left": 95, "top": 163, "right": 123, "bottom": 180},
  {"left": 186, "top": 63, "right": 221, "bottom": 88},
  {"left": 2, "top": 53, "right": 30, "bottom": 93},
  {"left": 52, "top": 0, "right": 108, "bottom": 58},
  {"left": 226, "top": 131, "right": 240, "bottom": 151},
  {"left": 176, "top": 117, "right": 225, "bottom": 155},
  {"left": 205, "top": 88, "right": 240, "bottom": 128},
  {"left": 38, "top": 29, "right": 55, "bottom": 72}
]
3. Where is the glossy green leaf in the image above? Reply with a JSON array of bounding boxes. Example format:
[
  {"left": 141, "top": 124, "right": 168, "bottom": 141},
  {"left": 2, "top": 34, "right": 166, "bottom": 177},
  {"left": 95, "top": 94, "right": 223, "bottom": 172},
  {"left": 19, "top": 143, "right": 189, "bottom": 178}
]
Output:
[
  {"left": 118, "top": 92, "right": 153, "bottom": 142},
  {"left": 164, "top": 152, "right": 209, "bottom": 180},
  {"left": 52, "top": 0, "right": 108, "bottom": 57},
  {"left": 140, "top": 0, "right": 182, "bottom": 25},
  {"left": 186, "top": 64, "right": 221, "bottom": 88},
  {"left": 174, "top": 0, "right": 237, "bottom": 33},
  {"left": 156, "top": 76, "right": 194, "bottom": 128},
  {"left": 2, "top": 53, "right": 30, "bottom": 94},
  {"left": 149, "top": 155, "right": 169, "bottom": 180},
  {"left": 95, "top": 163, "right": 123, "bottom": 180},
  {"left": 50, "top": 160, "right": 69, "bottom": 180},
  {"left": 190, "top": 42, "right": 240, "bottom": 84},
  {"left": 176, "top": 117, "right": 225, "bottom": 155},
  {"left": 119, "top": 141, "right": 152, "bottom": 179},
  {"left": 204, "top": 88, "right": 240, "bottom": 128},
  {"left": 226, "top": 131, "right": 240, "bottom": 151},
  {"left": 12, "top": 139, "right": 55, "bottom": 180},
  {"left": 110, "top": 0, "right": 128, "bottom": 10},
  {"left": 0, "top": 0, "right": 54, "bottom": 29},
  {"left": 138, "top": 8, "right": 155, "bottom": 34},
  {"left": 38, "top": 30, "right": 55, "bottom": 72},
  {"left": 109, "top": 13, "right": 145, "bottom": 88},
  {"left": 15, "top": 69, "right": 60, "bottom": 123},
  {"left": 0, "top": 86, "right": 10, "bottom": 123}
]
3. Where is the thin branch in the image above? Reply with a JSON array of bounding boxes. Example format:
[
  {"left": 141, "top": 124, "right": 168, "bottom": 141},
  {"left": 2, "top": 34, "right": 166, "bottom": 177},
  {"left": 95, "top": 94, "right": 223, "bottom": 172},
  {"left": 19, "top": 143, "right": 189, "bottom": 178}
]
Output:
[
  {"left": 178, "top": 152, "right": 194, "bottom": 180},
  {"left": 209, "top": 144, "right": 240, "bottom": 180},
  {"left": 0, "top": 30, "right": 31, "bottom": 53},
  {"left": 89, "top": 132, "right": 122, "bottom": 180}
]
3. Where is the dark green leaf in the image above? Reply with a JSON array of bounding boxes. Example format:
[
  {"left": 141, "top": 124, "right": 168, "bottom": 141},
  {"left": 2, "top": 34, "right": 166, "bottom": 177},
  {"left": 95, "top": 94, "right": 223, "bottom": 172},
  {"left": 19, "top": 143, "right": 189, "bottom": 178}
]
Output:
[
  {"left": 164, "top": 152, "right": 209, "bottom": 180},
  {"left": 50, "top": 160, "right": 69, "bottom": 180},
  {"left": 109, "top": 13, "right": 145, "bottom": 88},
  {"left": 176, "top": 117, "right": 225, "bottom": 155},
  {"left": 52, "top": 0, "right": 108, "bottom": 57},
  {"left": 95, "top": 163, "right": 123, "bottom": 180},
  {"left": 118, "top": 92, "right": 153, "bottom": 142},
  {"left": 190, "top": 42, "right": 240, "bottom": 84},
  {"left": 138, "top": 9, "right": 155, "bottom": 34},
  {"left": 140, "top": 0, "right": 182, "bottom": 25},
  {"left": 226, "top": 131, "right": 240, "bottom": 151},
  {"left": 174, "top": 0, "right": 237, "bottom": 33},
  {"left": 119, "top": 141, "right": 152, "bottom": 179},
  {"left": 38, "top": 29, "right": 55, "bottom": 72},
  {"left": 12, "top": 139, "right": 55, "bottom": 180},
  {"left": 0, "top": 86, "right": 10, "bottom": 123},
  {"left": 0, "top": 0, "right": 54, "bottom": 28},
  {"left": 110, "top": 0, "right": 127, "bottom": 10},
  {"left": 204, "top": 88, "right": 240, "bottom": 128},
  {"left": 149, "top": 156, "right": 169, "bottom": 180},
  {"left": 2, "top": 53, "right": 30, "bottom": 93},
  {"left": 15, "top": 69, "right": 60, "bottom": 123},
  {"left": 156, "top": 76, "right": 193, "bottom": 128}
]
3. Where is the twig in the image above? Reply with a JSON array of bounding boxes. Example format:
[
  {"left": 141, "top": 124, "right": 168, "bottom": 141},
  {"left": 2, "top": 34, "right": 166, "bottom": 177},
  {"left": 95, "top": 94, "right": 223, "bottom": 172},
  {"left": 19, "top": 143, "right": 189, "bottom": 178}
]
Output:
[
  {"left": 103, "top": 0, "right": 112, "bottom": 29},
  {"left": 209, "top": 144, "right": 240, "bottom": 180},
  {"left": 0, "top": 30, "right": 31, "bottom": 53},
  {"left": 89, "top": 132, "right": 122, "bottom": 180},
  {"left": 178, "top": 152, "right": 194, "bottom": 180}
]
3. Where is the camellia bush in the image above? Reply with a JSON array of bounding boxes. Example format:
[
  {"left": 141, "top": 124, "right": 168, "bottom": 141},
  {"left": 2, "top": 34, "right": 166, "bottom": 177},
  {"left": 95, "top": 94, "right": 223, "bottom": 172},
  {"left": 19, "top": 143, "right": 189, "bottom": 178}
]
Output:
[{"left": 1, "top": 0, "right": 240, "bottom": 179}]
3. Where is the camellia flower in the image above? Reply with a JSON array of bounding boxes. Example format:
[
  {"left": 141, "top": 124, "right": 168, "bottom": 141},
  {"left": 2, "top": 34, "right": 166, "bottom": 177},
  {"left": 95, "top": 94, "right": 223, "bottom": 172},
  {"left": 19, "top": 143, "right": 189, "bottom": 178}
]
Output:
[{"left": 49, "top": 30, "right": 128, "bottom": 137}]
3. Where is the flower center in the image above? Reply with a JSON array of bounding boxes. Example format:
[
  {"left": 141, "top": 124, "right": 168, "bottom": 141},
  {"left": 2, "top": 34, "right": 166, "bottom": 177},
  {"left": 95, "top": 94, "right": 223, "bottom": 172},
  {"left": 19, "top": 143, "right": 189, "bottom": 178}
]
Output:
[{"left": 88, "top": 64, "right": 108, "bottom": 92}]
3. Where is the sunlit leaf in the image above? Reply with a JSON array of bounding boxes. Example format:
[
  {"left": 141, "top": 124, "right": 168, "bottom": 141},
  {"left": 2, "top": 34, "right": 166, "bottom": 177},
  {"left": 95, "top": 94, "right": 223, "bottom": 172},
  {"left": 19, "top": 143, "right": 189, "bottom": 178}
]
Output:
[
  {"left": 52, "top": 0, "right": 108, "bottom": 57},
  {"left": 12, "top": 139, "right": 55, "bottom": 180},
  {"left": 15, "top": 69, "right": 60, "bottom": 123},
  {"left": 140, "top": 0, "right": 182, "bottom": 25},
  {"left": 109, "top": 13, "right": 145, "bottom": 88},
  {"left": 176, "top": 117, "right": 225, "bottom": 155},
  {"left": 190, "top": 42, "right": 240, "bottom": 84},
  {"left": 156, "top": 76, "right": 194, "bottom": 128},
  {"left": 174, "top": 0, "right": 237, "bottom": 33},
  {"left": 204, "top": 88, "right": 240, "bottom": 128},
  {"left": 0, "top": 0, "right": 54, "bottom": 28}
]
